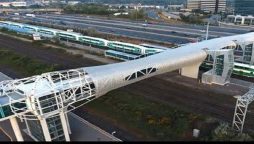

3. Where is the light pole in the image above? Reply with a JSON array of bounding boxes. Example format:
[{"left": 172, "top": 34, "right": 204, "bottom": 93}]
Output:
[
  {"left": 205, "top": 21, "right": 210, "bottom": 40},
  {"left": 136, "top": 7, "right": 138, "bottom": 22}
]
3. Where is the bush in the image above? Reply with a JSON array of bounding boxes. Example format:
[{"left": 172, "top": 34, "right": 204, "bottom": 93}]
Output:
[
  {"left": 211, "top": 122, "right": 253, "bottom": 141},
  {"left": 180, "top": 14, "right": 204, "bottom": 24},
  {"left": 0, "top": 49, "right": 56, "bottom": 76},
  {"left": 85, "top": 90, "right": 205, "bottom": 140}
]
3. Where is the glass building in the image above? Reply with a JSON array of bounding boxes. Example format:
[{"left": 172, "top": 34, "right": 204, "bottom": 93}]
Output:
[{"left": 233, "top": 0, "right": 254, "bottom": 15}]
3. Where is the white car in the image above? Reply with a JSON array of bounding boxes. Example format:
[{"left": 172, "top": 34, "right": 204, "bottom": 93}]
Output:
[{"left": 142, "top": 23, "right": 148, "bottom": 27}]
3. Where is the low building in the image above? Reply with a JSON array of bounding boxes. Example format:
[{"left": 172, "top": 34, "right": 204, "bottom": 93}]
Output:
[
  {"left": 168, "top": 4, "right": 184, "bottom": 11},
  {"left": 162, "top": 12, "right": 181, "bottom": 20},
  {"left": 113, "top": 12, "right": 128, "bottom": 16},
  {"left": 67, "top": 1, "right": 80, "bottom": 6},
  {"left": 0, "top": 1, "right": 27, "bottom": 7},
  {"left": 226, "top": 15, "right": 254, "bottom": 25},
  {"left": 0, "top": 2, "right": 11, "bottom": 7},
  {"left": 11, "top": 1, "right": 27, "bottom": 7}
]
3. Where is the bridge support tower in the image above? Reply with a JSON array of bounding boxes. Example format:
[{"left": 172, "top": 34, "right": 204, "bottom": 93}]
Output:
[
  {"left": 202, "top": 49, "right": 234, "bottom": 85},
  {"left": 232, "top": 86, "right": 254, "bottom": 133}
]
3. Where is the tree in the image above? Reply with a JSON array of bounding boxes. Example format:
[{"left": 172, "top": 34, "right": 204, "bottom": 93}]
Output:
[{"left": 130, "top": 9, "right": 145, "bottom": 20}]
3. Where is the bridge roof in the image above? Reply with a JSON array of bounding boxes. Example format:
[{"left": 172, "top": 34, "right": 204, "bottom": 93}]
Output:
[{"left": 85, "top": 32, "right": 254, "bottom": 96}]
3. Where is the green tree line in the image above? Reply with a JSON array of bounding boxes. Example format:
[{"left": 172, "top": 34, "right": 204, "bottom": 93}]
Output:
[
  {"left": 82, "top": 0, "right": 185, "bottom": 5},
  {"left": 63, "top": 4, "right": 114, "bottom": 15}
]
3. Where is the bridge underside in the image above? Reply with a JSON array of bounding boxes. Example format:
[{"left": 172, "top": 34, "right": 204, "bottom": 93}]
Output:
[{"left": 180, "top": 62, "right": 203, "bottom": 79}]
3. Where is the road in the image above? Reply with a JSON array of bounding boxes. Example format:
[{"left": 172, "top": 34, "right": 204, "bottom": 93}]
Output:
[
  {"left": 21, "top": 16, "right": 194, "bottom": 44},
  {"left": 40, "top": 14, "right": 247, "bottom": 35},
  {"left": 0, "top": 8, "right": 62, "bottom": 13},
  {"left": 4, "top": 13, "right": 249, "bottom": 44}
]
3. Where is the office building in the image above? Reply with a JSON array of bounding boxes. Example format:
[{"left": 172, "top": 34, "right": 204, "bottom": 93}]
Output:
[{"left": 187, "top": 0, "right": 226, "bottom": 13}]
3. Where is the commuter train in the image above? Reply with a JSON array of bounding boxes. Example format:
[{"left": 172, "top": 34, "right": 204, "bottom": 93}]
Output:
[
  {"left": 201, "top": 60, "right": 254, "bottom": 78},
  {"left": 0, "top": 21, "right": 164, "bottom": 56}
]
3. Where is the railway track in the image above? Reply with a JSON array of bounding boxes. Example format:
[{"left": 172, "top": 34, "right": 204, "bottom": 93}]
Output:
[
  {"left": 232, "top": 74, "right": 254, "bottom": 83},
  {"left": 123, "top": 73, "right": 254, "bottom": 130}
]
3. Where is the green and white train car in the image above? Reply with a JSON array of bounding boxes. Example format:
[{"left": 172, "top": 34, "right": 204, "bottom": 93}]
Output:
[
  {"left": 56, "top": 31, "right": 82, "bottom": 42},
  {"left": 233, "top": 62, "right": 254, "bottom": 77},
  {"left": 201, "top": 61, "right": 254, "bottom": 78},
  {"left": 37, "top": 27, "right": 58, "bottom": 38},
  {"left": 107, "top": 41, "right": 143, "bottom": 55},
  {"left": 107, "top": 41, "right": 164, "bottom": 55},
  {"left": 78, "top": 36, "right": 108, "bottom": 48},
  {"left": 0, "top": 21, "right": 10, "bottom": 27},
  {"left": 22, "top": 25, "right": 39, "bottom": 33}
]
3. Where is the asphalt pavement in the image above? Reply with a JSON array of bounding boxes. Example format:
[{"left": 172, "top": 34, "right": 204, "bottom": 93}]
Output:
[{"left": 4, "top": 13, "right": 249, "bottom": 44}]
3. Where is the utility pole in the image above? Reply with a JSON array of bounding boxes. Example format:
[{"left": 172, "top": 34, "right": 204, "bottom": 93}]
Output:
[
  {"left": 205, "top": 21, "right": 210, "bottom": 40},
  {"left": 136, "top": 7, "right": 138, "bottom": 22},
  {"left": 169, "top": 1, "right": 171, "bottom": 12}
]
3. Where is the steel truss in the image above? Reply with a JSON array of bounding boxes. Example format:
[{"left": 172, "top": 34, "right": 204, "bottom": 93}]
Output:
[
  {"left": 232, "top": 85, "right": 254, "bottom": 133},
  {"left": 0, "top": 68, "right": 96, "bottom": 120}
]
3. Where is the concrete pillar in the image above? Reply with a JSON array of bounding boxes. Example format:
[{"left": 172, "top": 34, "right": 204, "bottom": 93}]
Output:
[
  {"left": 181, "top": 62, "right": 202, "bottom": 79},
  {"left": 60, "top": 112, "right": 70, "bottom": 141},
  {"left": 241, "top": 17, "right": 245, "bottom": 25},
  {"left": 40, "top": 118, "right": 51, "bottom": 141},
  {"left": 10, "top": 117, "right": 24, "bottom": 141}
]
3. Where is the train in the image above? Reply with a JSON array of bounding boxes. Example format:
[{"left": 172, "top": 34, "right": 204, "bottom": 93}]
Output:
[
  {"left": 0, "top": 21, "right": 164, "bottom": 56},
  {"left": 201, "top": 60, "right": 254, "bottom": 78}
]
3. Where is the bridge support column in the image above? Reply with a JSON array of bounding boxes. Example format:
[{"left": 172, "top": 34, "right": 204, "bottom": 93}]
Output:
[
  {"left": 241, "top": 17, "right": 245, "bottom": 25},
  {"left": 10, "top": 117, "right": 24, "bottom": 141},
  {"left": 180, "top": 62, "right": 202, "bottom": 79},
  {"left": 65, "top": 113, "right": 71, "bottom": 134},
  {"left": 40, "top": 118, "right": 51, "bottom": 141},
  {"left": 60, "top": 112, "right": 70, "bottom": 141}
]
